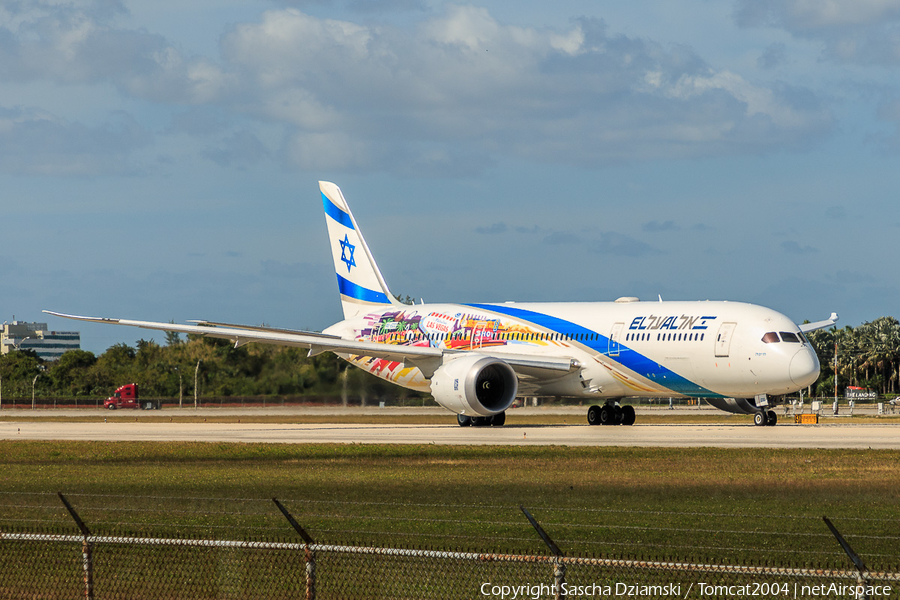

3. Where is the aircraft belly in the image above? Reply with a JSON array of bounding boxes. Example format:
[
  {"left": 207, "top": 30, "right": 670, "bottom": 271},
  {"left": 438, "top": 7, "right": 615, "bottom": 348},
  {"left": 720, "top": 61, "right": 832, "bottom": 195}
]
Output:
[{"left": 338, "top": 352, "right": 431, "bottom": 393}]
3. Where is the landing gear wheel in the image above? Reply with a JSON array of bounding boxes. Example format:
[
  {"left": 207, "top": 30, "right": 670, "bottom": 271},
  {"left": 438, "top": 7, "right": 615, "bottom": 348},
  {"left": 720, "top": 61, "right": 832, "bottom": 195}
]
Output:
[
  {"left": 621, "top": 405, "right": 636, "bottom": 426},
  {"left": 107, "top": 404, "right": 117, "bottom": 410},
  {"left": 766, "top": 410, "right": 777, "bottom": 426},
  {"left": 490, "top": 412, "right": 506, "bottom": 427},
  {"left": 599, "top": 405, "right": 613, "bottom": 425},
  {"left": 457, "top": 414, "right": 472, "bottom": 427},
  {"left": 613, "top": 405, "right": 624, "bottom": 425},
  {"left": 587, "top": 405, "right": 602, "bottom": 426},
  {"left": 753, "top": 412, "right": 767, "bottom": 426}
]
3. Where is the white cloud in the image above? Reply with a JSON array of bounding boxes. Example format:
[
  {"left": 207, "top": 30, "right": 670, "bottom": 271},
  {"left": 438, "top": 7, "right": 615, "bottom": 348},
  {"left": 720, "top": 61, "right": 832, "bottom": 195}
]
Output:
[
  {"left": 0, "top": 105, "right": 149, "bottom": 175},
  {"left": 735, "top": 0, "right": 900, "bottom": 64},
  {"left": 217, "top": 7, "right": 833, "bottom": 172},
  {"left": 0, "top": 1, "right": 228, "bottom": 103},
  {"left": 737, "top": 0, "right": 900, "bottom": 30},
  {"left": 0, "top": 3, "right": 838, "bottom": 175}
]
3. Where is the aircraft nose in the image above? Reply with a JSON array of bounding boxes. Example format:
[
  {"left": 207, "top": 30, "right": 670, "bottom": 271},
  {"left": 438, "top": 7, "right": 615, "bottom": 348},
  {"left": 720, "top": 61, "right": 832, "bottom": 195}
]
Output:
[{"left": 790, "top": 346, "right": 820, "bottom": 387}]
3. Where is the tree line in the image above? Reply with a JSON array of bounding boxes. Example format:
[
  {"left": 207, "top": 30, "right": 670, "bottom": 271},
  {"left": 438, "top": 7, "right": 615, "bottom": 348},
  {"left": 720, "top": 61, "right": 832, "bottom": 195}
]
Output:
[
  {"left": 0, "top": 332, "right": 423, "bottom": 404},
  {"left": 805, "top": 316, "right": 900, "bottom": 398},
  {"left": 1, "top": 316, "right": 897, "bottom": 403}
]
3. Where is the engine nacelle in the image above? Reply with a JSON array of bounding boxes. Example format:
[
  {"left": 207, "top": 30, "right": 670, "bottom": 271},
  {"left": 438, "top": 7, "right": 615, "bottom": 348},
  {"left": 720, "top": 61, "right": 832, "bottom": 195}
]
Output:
[
  {"left": 429, "top": 355, "right": 518, "bottom": 416},
  {"left": 706, "top": 397, "right": 776, "bottom": 415}
]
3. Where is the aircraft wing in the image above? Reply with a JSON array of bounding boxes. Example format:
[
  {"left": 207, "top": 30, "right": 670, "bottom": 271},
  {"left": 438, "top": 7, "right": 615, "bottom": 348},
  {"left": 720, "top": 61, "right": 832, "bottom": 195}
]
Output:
[
  {"left": 799, "top": 312, "right": 839, "bottom": 333},
  {"left": 44, "top": 311, "right": 443, "bottom": 362},
  {"left": 43, "top": 311, "right": 578, "bottom": 377}
]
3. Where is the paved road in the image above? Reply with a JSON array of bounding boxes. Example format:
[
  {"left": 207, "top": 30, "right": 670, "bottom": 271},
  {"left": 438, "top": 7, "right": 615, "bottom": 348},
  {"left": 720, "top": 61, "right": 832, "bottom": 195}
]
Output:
[
  {"left": 2, "top": 419, "right": 898, "bottom": 448},
  {"left": 0, "top": 403, "right": 888, "bottom": 417}
]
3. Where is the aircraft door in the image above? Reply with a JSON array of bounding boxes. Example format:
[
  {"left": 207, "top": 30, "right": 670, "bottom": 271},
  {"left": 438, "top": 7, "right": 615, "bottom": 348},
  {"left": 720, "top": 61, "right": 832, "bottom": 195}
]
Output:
[
  {"left": 715, "top": 322, "right": 737, "bottom": 357},
  {"left": 470, "top": 321, "right": 487, "bottom": 350},
  {"left": 609, "top": 322, "right": 624, "bottom": 356}
]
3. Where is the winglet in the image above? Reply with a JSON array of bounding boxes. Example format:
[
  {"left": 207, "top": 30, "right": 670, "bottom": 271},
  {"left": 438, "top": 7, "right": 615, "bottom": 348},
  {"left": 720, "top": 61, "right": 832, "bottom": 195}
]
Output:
[
  {"left": 43, "top": 310, "right": 121, "bottom": 324},
  {"left": 799, "top": 312, "right": 839, "bottom": 333}
]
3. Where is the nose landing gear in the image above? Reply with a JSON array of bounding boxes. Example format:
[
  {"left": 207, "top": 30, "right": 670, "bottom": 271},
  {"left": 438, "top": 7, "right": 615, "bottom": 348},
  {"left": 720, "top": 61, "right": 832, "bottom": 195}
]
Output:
[{"left": 753, "top": 410, "right": 777, "bottom": 426}]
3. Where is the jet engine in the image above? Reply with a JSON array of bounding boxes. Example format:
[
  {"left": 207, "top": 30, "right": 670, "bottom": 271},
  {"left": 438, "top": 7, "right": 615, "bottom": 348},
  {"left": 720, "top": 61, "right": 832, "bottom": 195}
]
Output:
[{"left": 429, "top": 355, "right": 518, "bottom": 416}]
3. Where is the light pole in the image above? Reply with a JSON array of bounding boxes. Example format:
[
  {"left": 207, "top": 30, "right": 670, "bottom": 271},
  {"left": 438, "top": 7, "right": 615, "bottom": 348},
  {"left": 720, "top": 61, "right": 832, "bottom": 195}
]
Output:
[
  {"left": 834, "top": 341, "right": 838, "bottom": 405},
  {"left": 174, "top": 367, "right": 183, "bottom": 409},
  {"left": 194, "top": 360, "right": 201, "bottom": 409},
  {"left": 4, "top": 336, "right": 32, "bottom": 411},
  {"left": 32, "top": 372, "right": 42, "bottom": 410},
  {"left": 13, "top": 336, "right": 31, "bottom": 352}
]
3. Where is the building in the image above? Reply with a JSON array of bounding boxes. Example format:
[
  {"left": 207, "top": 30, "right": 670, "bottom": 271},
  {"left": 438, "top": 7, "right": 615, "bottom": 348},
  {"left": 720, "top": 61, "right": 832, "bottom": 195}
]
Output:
[{"left": 1, "top": 321, "right": 81, "bottom": 361}]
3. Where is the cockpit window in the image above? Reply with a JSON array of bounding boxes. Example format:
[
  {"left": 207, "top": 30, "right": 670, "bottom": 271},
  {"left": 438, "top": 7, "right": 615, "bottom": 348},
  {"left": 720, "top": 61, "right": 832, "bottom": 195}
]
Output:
[
  {"left": 780, "top": 332, "right": 801, "bottom": 343},
  {"left": 762, "top": 332, "right": 780, "bottom": 343}
]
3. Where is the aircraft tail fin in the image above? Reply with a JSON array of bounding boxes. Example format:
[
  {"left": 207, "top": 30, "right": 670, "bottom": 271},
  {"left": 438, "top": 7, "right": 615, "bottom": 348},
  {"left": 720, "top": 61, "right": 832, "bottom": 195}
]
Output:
[{"left": 320, "top": 181, "right": 401, "bottom": 319}]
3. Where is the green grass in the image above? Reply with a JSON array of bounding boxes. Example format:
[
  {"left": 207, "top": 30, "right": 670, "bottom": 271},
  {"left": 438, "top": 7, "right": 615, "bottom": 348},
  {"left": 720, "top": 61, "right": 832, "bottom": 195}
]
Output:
[{"left": 2, "top": 441, "right": 898, "bottom": 572}]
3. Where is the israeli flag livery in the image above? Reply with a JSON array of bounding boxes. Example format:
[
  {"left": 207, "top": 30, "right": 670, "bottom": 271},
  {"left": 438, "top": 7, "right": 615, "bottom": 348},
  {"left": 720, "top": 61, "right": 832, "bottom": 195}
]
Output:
[
  {"left": 320, "top": 181, "right": 399, "bottom": 318},
  {"left": 45, "top": 179, "right": 833, "bottom": 428}
]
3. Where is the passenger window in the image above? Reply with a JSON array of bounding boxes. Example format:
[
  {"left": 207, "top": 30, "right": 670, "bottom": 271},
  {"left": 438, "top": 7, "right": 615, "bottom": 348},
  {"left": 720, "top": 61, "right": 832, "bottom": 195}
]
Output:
[
  {"left": 780, "top": 332, "right": 801, "bottom": 343},
  {"left": 762, "top": 332, "right": 780, "bottom": 344}
]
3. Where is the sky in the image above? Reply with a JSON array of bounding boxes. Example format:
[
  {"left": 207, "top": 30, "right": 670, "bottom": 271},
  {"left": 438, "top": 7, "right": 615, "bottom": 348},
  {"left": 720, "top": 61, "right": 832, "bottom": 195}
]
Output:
[{"left": 2, "top": 0, "right": 899, "bottom": 354}]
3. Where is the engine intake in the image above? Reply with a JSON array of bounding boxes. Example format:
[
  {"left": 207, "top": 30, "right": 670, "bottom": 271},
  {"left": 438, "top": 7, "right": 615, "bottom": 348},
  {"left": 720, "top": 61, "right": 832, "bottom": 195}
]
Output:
[{"left": 429, "top": 355, "right": 518, "bottom": 416}]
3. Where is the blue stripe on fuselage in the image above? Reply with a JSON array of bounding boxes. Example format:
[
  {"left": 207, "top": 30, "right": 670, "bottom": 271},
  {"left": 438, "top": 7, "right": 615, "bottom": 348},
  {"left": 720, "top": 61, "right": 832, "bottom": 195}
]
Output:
[
  {"left": 465, "top": 303, "right": 721, "bottom": 398},
  {"left": 322, "top": 193, "right": 355, "bottom": 230}
]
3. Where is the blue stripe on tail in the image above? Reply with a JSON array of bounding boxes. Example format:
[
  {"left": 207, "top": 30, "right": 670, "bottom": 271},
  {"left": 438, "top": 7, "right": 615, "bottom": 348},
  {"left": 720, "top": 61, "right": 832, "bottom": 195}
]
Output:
[
  {"left": 322, "top": 193, "right": 355, "bottom": 230},
  {"left": 337, "top": 274, "right": 390, "bottom": 304}
]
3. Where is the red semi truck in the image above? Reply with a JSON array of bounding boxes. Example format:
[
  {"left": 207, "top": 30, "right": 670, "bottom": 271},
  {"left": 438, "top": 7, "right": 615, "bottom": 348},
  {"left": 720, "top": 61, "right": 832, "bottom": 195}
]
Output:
[{"left": 104, "top": 384, "right": 160, "bottom": 410}]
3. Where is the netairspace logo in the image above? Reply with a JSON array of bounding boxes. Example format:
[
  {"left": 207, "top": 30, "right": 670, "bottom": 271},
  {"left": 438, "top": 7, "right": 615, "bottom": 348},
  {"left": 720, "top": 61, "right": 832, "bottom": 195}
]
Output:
[{"left": 480, "top": 582, "right": 682, "bottom": 599}]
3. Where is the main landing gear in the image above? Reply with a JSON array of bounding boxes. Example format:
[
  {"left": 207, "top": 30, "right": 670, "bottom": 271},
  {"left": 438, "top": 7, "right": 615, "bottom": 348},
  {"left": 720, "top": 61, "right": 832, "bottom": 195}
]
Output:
[
  {"left": 753, "top": 410, "right": 777, "bottom": 427},
  {"left": 457, "top": 412, "right": 506, "bottom": 427},
  {"left": 587, "top": 403, "right": 635, "bottom": 426}
]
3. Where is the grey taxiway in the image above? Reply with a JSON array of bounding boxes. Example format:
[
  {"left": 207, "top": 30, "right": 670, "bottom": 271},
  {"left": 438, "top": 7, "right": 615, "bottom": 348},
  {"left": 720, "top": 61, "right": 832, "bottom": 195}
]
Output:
[{"left": 1, "top": 407, "right": 896, "bottom": 449}]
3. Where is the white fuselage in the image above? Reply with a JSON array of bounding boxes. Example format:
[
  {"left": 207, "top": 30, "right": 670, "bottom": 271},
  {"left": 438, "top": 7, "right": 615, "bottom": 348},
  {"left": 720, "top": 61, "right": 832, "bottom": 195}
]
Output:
[{"left": 324, "top": 299, "right": 820, "bottom": 402}]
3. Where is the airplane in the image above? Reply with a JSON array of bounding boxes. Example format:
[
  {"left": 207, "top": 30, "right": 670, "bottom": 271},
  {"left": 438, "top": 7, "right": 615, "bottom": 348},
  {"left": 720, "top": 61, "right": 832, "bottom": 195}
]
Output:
[{"left": 46, "top": 181, "right": 838, "bottom": 428}]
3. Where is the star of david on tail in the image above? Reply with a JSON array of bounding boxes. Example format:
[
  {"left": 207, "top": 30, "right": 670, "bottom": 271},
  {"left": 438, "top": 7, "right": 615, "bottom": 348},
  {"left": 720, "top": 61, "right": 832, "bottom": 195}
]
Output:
[{"left": 339, "top": 234, "right": 356, "bottom": 272}]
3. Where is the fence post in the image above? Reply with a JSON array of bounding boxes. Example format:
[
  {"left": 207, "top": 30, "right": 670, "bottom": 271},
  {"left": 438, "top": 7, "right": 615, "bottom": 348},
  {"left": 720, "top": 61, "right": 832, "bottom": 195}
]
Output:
[
  {"left": 520, "top": 506, "right": 566, "bottom": 600},
  {"left": 58, "top": 492, "right": 94, "bottom": 600},
  {"left": 274, "top": 498, "right": 316, "bottom": 600},
  {"left": 823, "top": 516, "right": 869, "bottom": 600}
]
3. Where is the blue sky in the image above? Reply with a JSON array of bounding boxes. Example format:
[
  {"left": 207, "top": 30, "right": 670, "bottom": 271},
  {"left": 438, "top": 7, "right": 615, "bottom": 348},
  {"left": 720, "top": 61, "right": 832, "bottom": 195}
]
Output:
[{"left": 2, "top": 0, "right": 899, "bottom": 354}]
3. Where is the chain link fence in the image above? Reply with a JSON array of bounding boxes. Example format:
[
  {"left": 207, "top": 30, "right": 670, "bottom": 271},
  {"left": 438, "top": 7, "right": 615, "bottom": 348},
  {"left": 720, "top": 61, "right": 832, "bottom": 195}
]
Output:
[{"left": 2, "top": 495, "right": 898, "bottom": 599}]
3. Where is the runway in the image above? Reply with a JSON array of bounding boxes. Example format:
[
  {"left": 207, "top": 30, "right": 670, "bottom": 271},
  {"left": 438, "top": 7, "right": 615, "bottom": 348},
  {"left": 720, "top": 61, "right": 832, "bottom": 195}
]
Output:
[{"left": 2, "top": 420, "right": 898, "bottom": 449}]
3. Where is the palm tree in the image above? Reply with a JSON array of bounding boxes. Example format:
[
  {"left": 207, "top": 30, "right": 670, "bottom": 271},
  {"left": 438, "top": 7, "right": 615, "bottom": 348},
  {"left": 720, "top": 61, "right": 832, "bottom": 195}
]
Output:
[{"left": 867, "top": 317, "right": 900, "bottom": 394}]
